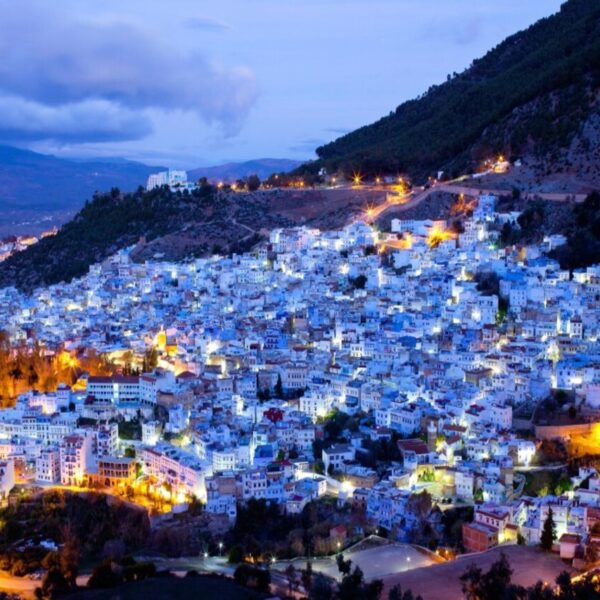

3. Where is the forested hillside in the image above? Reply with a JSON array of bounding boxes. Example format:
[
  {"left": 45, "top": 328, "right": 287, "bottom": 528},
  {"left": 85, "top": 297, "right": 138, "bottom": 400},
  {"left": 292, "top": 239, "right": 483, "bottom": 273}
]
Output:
[{"left": 307, "top": 0, "right": 600, "bottom": 181}]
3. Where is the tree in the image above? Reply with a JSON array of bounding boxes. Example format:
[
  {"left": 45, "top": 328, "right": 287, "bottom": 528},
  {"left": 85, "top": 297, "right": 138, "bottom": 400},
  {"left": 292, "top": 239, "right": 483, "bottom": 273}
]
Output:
[
  {"left": 142, "top": 346, "right": 158, "bottom": 372},
  {"left": 228, "top": 544, "right": 244, "bottom": 564},
  {"left": 274, "top": 374, "right": 283, "bottom": 399},
  {"left": 88, "top": 560, "right": 121, "bottom": 588},
  {"left": 388, "top": 584, "right": 423, "bottom": 600},
  {"left": 311, "top": 572, "right": 334, "bottom": 600},
  {"left": 350, "top": 274, "right": 367, "bottom": 289},
  {"left": 585, "top": 543, "right": 598, "bottom": 566},
  {"left": 301, "top": 560, "right": 313, "bottom": 593},
  {"left": 407, "top": 491, "right": 432, "bottom": 522},
  {"left": 41, "top": 551, "right": 70, "bottom": 597},
  {"left": 233, "top": 564, "right": 270, "bottom": 592},
  {"left": 246, "top": 174, "right": 261, "bottom": 192},
  {"left": 285, "top": 563, "right": 297, "bottom": 595},
  {"left": 336, "top": 553, "right": 352, "bottom": 575},
  {"left": 460, "top": 553, "right": 514, "bottom": 600},
  {"left": 540, "top": 507, "right": 557, "bottom": 551},
  {"left": 57, "top": 528, "right": 79, "bottom": 587}
]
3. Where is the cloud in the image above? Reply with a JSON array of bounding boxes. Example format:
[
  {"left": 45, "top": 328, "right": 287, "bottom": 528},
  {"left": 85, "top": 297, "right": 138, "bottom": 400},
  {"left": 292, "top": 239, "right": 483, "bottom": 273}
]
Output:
[
  {"left": 0, "top": 2, "right": 257, "bottom": 143},
  {"left": 0, "top": 96, "right": 152, "bottom": 143},
  {"left": 184, "top": 17, "right": 231, "bottom": 32}
]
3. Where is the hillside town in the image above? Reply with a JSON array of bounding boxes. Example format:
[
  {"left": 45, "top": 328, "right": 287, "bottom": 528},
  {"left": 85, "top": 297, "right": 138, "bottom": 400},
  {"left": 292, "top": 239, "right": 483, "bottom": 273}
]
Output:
[{"left": 0, "top": 190, "right": 599, "bottom": 575}]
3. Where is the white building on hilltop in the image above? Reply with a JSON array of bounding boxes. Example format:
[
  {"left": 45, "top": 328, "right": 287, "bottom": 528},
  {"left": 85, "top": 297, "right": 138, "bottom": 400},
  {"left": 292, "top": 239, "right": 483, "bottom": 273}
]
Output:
[{"left": 146, "top": 170, "right": 196, "bottom": 192}]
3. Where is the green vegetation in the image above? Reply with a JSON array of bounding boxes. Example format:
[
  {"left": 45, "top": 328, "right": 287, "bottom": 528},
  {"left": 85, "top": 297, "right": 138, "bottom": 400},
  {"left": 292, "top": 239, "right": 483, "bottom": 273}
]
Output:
[
  {"left": 349, "top": 274, "right": 368, "bottom": 289},
  {"left": 459, "top": 553, "right": 598, "bottom": 600},
  {"left": 0, "top": 334, "right": 112, "bottom": 404},
  {"left": 118, "top": 418, "right": 142, "bottom": 441},
  {"left": 549, "top": 191, "right": 600, "bottom": 270},
  {"left": 494, "top": 192, "right": 600, "bottom": 271},
  {"left": 0, "top": 184, "right": 217, "bottom": 291},
  {"left": 0, "top": 491, "right": 150, "bottom": 572},
  {"left": 300, "top": 0, "right": 600, "bottom": 180},
  {"left": 225, "top": 497, "right": 359, "bottom": 560},
  {"left": 299, "top": 554, "right": 383, "bottom": 600},
  {"left": 523, "top": 469, "right": 572, "bottom": 498},
  {"left": 233, "top": 563, "right": 271, "bottom": 593},
  {"left": 540, "top": 507, "right": 557, "bottom": 551},
  {"left": 69, "top": 572, "right": 269, "bottom": 600},
  {"left": 88, "top": 557, "right": 156, "bottom": 589}
]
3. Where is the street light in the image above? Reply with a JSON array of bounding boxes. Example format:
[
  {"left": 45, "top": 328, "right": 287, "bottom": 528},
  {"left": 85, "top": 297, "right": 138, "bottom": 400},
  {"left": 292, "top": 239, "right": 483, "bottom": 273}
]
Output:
[{"left": 219, "top": 541, "right": 223, "bottom": 556}]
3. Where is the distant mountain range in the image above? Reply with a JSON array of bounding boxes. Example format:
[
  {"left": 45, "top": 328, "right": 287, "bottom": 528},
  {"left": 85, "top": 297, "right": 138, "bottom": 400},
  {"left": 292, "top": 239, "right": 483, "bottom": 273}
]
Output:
[
  {"left": 304, "top": 0, "right": 600, "bottom": 185},
  {"left": 0, "top": 145, "right": 165, "bottom": 212},
  {"left": 0, "top": 146, "right": 300, "bottom": 216},
  {"left": 188, "top": 158, "right": 301, "bottom": 183}
]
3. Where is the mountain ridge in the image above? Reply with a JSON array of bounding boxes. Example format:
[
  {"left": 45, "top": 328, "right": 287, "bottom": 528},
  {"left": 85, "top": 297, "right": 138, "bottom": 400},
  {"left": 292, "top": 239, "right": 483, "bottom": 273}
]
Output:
[
  {"left": 303, "top": 0, "right": 600, "bottom": 185},
  {"left": 0, "top": 145, "right": 165, "bottom": 212},
  {"left": 188, "top": 158, "right": 301, "bottom": 183}
]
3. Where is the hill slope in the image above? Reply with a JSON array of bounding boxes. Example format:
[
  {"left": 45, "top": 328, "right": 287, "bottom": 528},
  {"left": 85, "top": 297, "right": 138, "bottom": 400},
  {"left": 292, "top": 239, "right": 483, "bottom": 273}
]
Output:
[
  {"left": 0, "top": 186, "right": 383, "bottom": 292},
  {"left": 308, "top": 0, "right": 600, "bottom": 183},
  {"left": 188, "top": 158, "right": 301, "bottom": 183}
]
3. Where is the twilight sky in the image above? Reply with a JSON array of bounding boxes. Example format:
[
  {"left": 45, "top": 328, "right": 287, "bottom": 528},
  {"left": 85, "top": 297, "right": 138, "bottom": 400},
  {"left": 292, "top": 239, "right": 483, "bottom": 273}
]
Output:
[{"left": 0, "top": 0, "right": 563, "bottom": 168}]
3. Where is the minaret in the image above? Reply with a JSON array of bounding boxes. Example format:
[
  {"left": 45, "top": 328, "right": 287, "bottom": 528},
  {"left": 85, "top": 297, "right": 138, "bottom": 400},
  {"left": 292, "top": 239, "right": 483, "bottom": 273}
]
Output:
[{"left": 427, "top": 420, "right": 437, "bottom": 452}]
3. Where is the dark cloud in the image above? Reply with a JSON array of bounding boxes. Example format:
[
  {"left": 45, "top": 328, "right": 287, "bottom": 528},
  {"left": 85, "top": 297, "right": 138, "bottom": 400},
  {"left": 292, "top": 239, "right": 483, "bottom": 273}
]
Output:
[
  {"left": 0, "top": 2, "right": 257, "bottom": 143},
  {"left": 0, "top": 96, "right": 152, "bottom": 143},
  {"left": 184, "top": 17, "right": 231, "bottom": 32}
]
